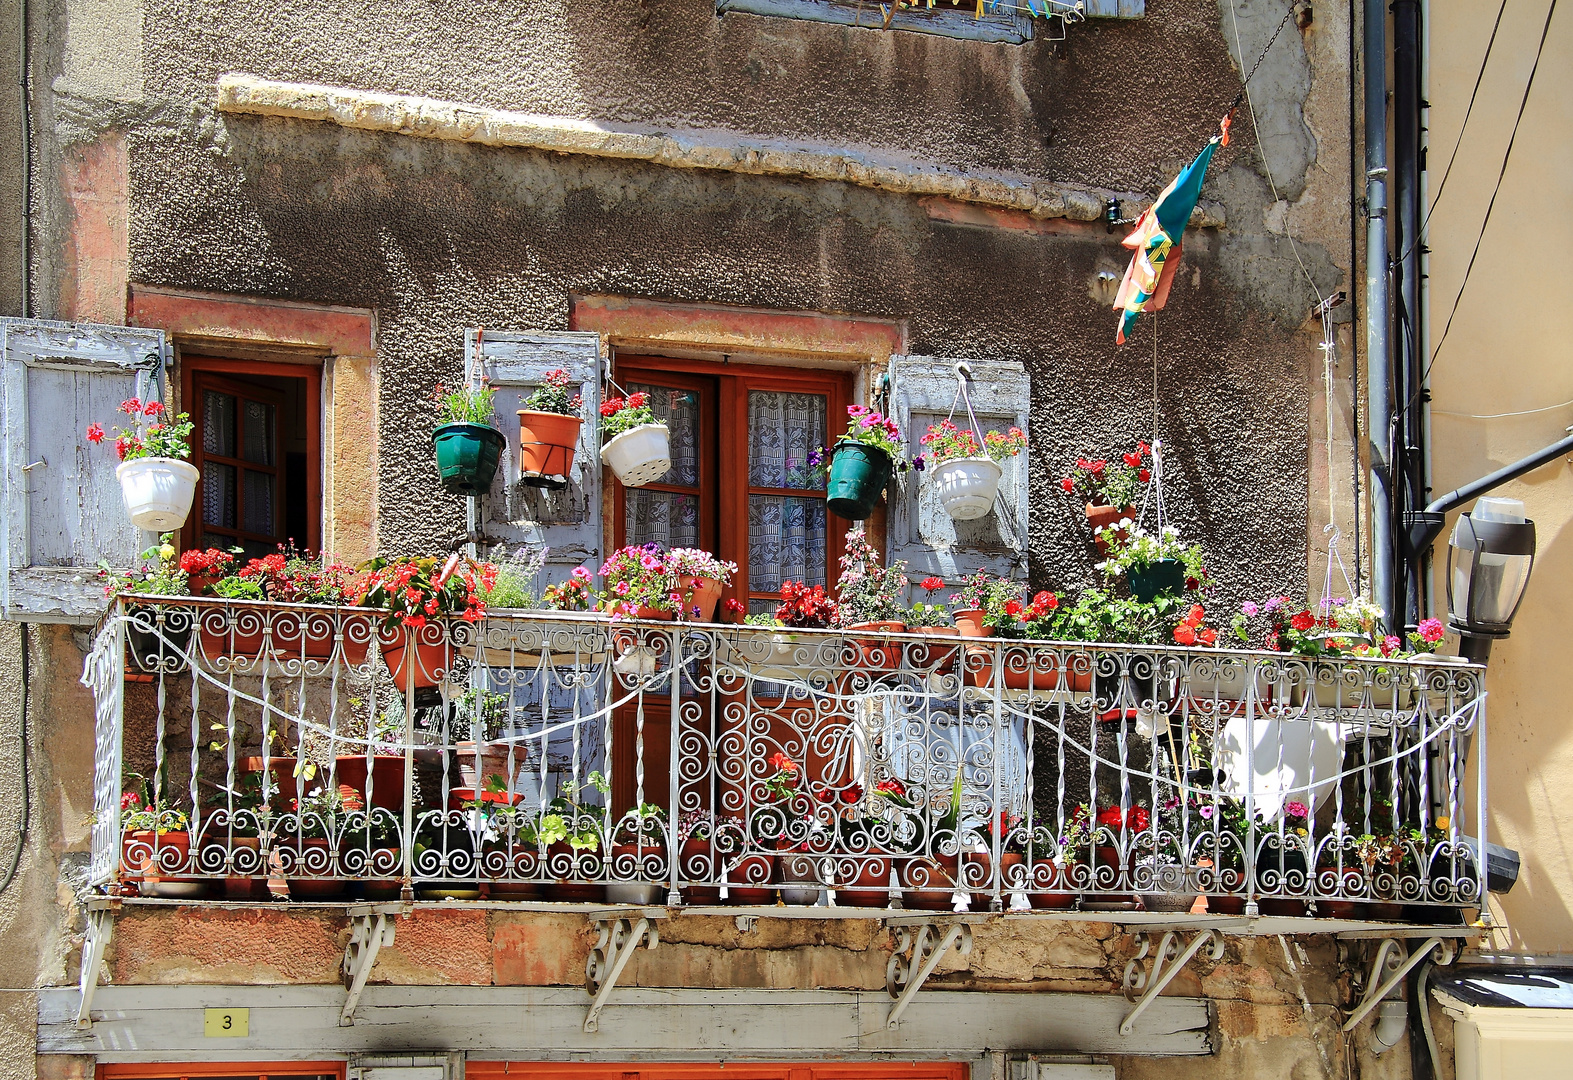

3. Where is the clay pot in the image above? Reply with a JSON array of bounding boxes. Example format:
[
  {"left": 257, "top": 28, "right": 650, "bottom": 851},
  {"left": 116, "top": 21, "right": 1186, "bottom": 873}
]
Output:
[
  {"left": 198, "top": 609, "right": 372, "bottom": 666},
  {"left": 964, "top": 647, "right": 1092, "bottom": 692},
  {"left": 900, "top": 858, "right": 958, "bottom": 911},
  {"left": 849, "top": 621, "right": 907, "bottom": 670},
  {"left": 284, "top": 838, "right": 347, "bottom": 899},
  {"left": 1028, "top": 860, "right": 1077, "bottom": 910},
  {"left": 952, "top": 609, "right": 992, "bottom": 638},
  {"left": 359, "top": 847, "right": 405, "bottom": 901},
  {"left": 484, "top": 848, "right": 543, "bottom": 900},
  {"left": 964, "top": 850, "right": 1025, "bottom": 908},
  {"left": 544, "top": 842, "right": 606, "bottom": 903},
  {"left": 677, "top": 575, "right": 725, "bottom": 623},
  {"left": 679, "top": 838, "right": 721, "bottom": 904},
  {"left": 835, "top": 856, "right": 893, "bottom": 908},
  {"left": 910, "top": 626, "right": 960, "bottom": 671},
  {"left": 334, "top": 754, "right": 408, "bottom": 811},
  {"left": 223, "top": 835, "right": 266, "bottom": 900},
  {"left": 122, "top": 829, "right": 199, "bottom": 896},
  {"left": 378, "top": 628, "right": 453, "bottom": 692},
  {"left": 726, "top": 852, "right": 777, "bottom": 905},
  {"left": 1256, "top": 897, "right": 1309, "bottom": 917}
]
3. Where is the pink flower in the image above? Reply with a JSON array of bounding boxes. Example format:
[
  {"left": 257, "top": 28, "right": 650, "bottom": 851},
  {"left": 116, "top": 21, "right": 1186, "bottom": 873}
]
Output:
[
  {"left": 640, "top": 554, "right": 659, "bottom": 571},
  {"left": 85, "top": 423, "right": 105, "bottom": 444},
  {"left": 121, "top": 791, "right": 141, "bottom": 811},
  {"left": 1284, "top": 801, "right": 1309, "bottom": 820},
  {"left": 1418, "top": 618, "right": 1445, "bottom": 643},
  {"left": 571, "top": 566, "right": 591, "bottom": 581}
]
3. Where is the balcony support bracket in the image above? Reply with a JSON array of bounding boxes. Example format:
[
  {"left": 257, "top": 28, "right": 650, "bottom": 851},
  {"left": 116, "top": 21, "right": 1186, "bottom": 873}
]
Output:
[
  {"left": 584, "top": 915, "right": 659, "bottom": 1033},
  {"left": 340, "top": 905, "right": 399, "bottom": 1026},
  {"left": 76, "top": 906, "right": 115, "bottom": 1027},
  {"left": 1342, "top": 935, "right": 1456, "bottom": 1032},
  {"left": 886, "top": 921, "right": 973, "bottom": 1028},
  {"left": 1120, "top": 929, "right": 1223, "bottom": 1036}
]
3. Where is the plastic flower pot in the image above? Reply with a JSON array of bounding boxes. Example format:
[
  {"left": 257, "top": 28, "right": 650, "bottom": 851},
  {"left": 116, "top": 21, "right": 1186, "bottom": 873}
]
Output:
[
  {"left": 600, "top": 422, "right": 671, "bottom": 488},
  {"left": 1127, "top": 558, "right": 1187, "bottom": 603},
  {"left": 677, "top": 574, "right": 724, "bottom": 622},
  {"left": 517, "top": 411, "right": 583, "bottom": 488},
  {"left": 825, "top": 440, "right": 892, "bottom": 520},
  {"left": 117, "top": 456, "right": 199, "bottom": 531},
  {"left": 433, "top": 422, "right": 507, "bottom": 496},
  {"left": 932, "top": 456, "right": 1003, "bottom": 521}
]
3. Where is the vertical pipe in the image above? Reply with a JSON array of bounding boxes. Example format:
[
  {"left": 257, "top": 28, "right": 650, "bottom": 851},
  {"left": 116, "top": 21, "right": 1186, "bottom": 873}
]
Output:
[
  {"left": 17, "top": 0, "right": 29, "bottom": 318},
  {"left": 1394, "top": 0, "right": 1425, "bottom": 629},
  {"left": 1365, "top": 0, "right": 1396, "bottom": 631}
]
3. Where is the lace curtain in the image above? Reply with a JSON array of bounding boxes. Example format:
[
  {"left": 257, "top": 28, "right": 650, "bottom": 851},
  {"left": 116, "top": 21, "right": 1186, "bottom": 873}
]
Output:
[
  {"left": 625, "top": 382, "right": 701, "bottom": 549},
  {"left": 630, "top": 382, "right": 698, "bottom": 486},
  {"left": 748, "top": 391, "right": 827, "bottom": 602}
]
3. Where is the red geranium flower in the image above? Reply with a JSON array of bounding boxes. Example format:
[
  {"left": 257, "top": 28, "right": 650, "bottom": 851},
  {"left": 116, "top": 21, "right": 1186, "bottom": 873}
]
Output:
[
  {"left": 920, "top": 576, "right": 945, "bottom": 593},
  {"left": 1122, "top": 452, "right": 1141, "bottom": 468},
  {"left": 1061, "top": 477, "right": 1075, "bottom": 492},
  {"left": 1173, "top": 625, "right": 1197, "bottom": 646},
  {"left": 1004, "top": 599, "right": 1023, "bottom": 617},
  {"left": 1290, "top": 610, "right": 1316, "bottom": 632},
  {"left": 85, "top": 423, "right": 105, "bottom": 444}
]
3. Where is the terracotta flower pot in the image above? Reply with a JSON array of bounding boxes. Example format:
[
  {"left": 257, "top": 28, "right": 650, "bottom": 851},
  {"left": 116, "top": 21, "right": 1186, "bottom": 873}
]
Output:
[
  {"left": 964, "top": 646, "right": 1091, "bottom": 692},
  {"left": 900, "top": 857, "right": 958, "bottom": 911},
  {"left": 198, "top": 609, "right": 373, "bottom": 666},
  {"left": 223, "top": 835, "right": 266, "bottom": 900},
  {"left": 952, "top": 609, "right": 993, "bottom": 638},
  {"left": 850, "top": 621, "right": 907, "bottom": 670},
  {"left": 359, "top": 846, "right": 405, "bottom": 901},
  {"left": 284, "top": 837, "right": 347, "bottom": 899},
  {"left": 911, "top": 626, "right": 960, "bottom": 671},
  {"left": 679, "top": 838, "right": 721, "bottom": 904},
  {"left": 122, "top": 829, "right": 196, "bottom": 892},
  {"left": 517, "top": 410, "right": 583, "bottom": 487},
  {"left": 677, "top": 575, "right": 724, "bottom": 623},
  {"left": 835, "top": 855, "right": 893, "bottom": 908},
  {"left": 544, "top": 842, "right": 606, "bottom": 903},
  {"left": 483, "top": 847, "right": 542, "bottom": 900},
  {"left": 964, "top": 850, "right": 1025, "bottom": 908},
  {"left": 1028, "top": 859, "right": 1077, "bottom": 910},
  {"left": 1087, "top": 503, "right": 1136, "bottom": 555},
  {"left": 726, "top": 852, "right": 776, "bottom": 905},
  {"left": 334, "top": 753, "right": 407, "bottom": 812},
  {"left": 378, "top": 626, "right": 453, "bottom": 691}
]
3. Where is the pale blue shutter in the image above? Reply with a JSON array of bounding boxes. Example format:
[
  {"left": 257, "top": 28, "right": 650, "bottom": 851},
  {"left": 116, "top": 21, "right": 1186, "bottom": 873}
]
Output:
[
  {"left": 887, "top": 355, "right": 1030, "bottom": 589},
  {"left": 2, "top": 318, "right": 167, "bottom": 623},
  {"left": 465, "top": 329, "right": 604, "bottom": 585}
]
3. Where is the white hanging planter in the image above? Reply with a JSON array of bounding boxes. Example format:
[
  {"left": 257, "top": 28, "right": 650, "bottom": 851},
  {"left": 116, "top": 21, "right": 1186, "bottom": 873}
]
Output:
[
  {"left": 600, "top": 423, "right": 672, "bottom": 488},
  {"left": 930, "top": 456, "right": 1003, "bottom": 521},
  {"left": 116, "top": 457, "right": 199, "bottom": 531}
]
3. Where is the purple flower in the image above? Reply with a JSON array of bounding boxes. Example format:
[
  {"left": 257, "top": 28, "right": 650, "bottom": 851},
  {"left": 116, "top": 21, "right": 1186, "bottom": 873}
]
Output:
[
  {"left": 808, "top": 446, "right": 825, "bottom": 468},
  {"left": 1241, "top": 601, "right": 1259, "bottom": 617},
  {"left": 1199, "top": 805, "right": 1215, "bottom": 820},
  {"left": 912, "top": 455, "right": 925, "bottom": 471}
]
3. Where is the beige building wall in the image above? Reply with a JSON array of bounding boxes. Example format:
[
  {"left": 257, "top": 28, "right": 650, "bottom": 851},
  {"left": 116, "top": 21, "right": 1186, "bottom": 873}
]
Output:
[{"left": 1426, "top": 0, "right": 1573, "bottom": 955}]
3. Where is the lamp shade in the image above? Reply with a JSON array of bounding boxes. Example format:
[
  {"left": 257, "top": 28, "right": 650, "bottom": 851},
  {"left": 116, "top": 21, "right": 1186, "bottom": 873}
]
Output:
[{"left": 1447, "top": 504, "right": 1536, "bottom": 637}]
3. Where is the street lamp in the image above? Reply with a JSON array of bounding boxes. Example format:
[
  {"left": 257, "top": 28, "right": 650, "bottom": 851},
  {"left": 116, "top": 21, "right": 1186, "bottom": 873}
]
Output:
[{"left": 1446, "top": 497, "right": 1536, "bottom": 661}]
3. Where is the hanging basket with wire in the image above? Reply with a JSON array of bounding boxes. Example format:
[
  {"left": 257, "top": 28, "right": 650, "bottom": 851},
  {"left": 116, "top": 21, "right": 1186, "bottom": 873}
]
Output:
[
  {"left": 599, "top": 385, "right": 671, "bottom": 488},
  {"left": 917, "top": 364, "right": 1026, "bottom": 522}
]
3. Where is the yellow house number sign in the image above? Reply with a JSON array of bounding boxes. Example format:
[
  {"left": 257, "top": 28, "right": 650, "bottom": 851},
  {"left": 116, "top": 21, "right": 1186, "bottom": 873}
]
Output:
[{"left": 204, "top": 1008, "right": 249, "bottom": 1037}]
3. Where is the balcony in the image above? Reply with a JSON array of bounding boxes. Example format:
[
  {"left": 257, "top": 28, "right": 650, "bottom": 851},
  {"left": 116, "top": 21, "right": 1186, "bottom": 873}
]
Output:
[{"left": 86, "top": 597, "right": 1488, "bottom": 925}]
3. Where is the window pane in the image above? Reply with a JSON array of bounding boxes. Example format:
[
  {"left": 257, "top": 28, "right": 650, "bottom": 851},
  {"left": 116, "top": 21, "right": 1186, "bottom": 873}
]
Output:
[
  {"left": 748, "top": 391, "right": 826, "bottom": 490},
  {"left": 627, "top": 382, "right": 698, "bottom": 486},
  {"left": 204, "top": 391, "right": 235, "bottom": 456},
  {"left": 204, "top": 461, "right": 236, "bottom": 528},
  {"left": 243, "top": 399, "right": 275, "bottom": 465},
  {"left": 626, "top": 489, "right": 698, "bottom": 549},
  {"left": 243, "top": 469, "right": 274, "bottom": 536},
  {"left": 748, "top": 495, "right": 826, "bottom": 592}
]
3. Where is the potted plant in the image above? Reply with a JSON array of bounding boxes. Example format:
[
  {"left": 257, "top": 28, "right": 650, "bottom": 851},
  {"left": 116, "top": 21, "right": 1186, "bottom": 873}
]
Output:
[
  {"left": 280, "top": 783, "right": 360, "bottom": 899},
  {"left": 178, "top": 546, "right": 238, "bottom": 596},
  {"left": 720, "top": 585, "right": 838, "bottom": 682},
  {"left": 1096, "top": 524, "right": 1210, "bottom": 604},
  {"left": 917, "top": 420, "right": 1028, "bottom": 521},
  {"left": 343, "top": 799, "right": 403, "bottom": 901},
  {"left": 543, "top": 771, "right": 610, "bottom": 902},
  {"left": 479, "top": 797, "right": 544, "bottom": 901},
  {"left": 813, "top": 405, "right": 907, "bottom": 520},
  {"left": 86, "top": 397, "right": 199, "bottom": 531},
  {"left": 601, "top": 544, "right": 680, "bottom": 620},
  {"left": 332, "top": 698, "right": 408, "bottom": 812},
  {"left": 516, "top": 368, "right": 584, "bottom": 488},
  {"left": 430, "top": 381, "right": 508, "bottom": 496},
  {"left": 599, "top": 390, "right": 671, "bottom": 488},
  {"left": 119, "top": 785, "right": 199, "bottom": 897},
  {"left": 664, "top": 548, "right": 738, "bottom": 623},
  {"left": 451, "top": 688, "right": 515, "bottom": 791},
  {"left": 99, "top": 538, "right": 195, "bottom": 673},
  {"left": 607, "top": 802, "right": 669, "bottom": 904},
  {"left": 834, "top": 526, "right": 909, "bottom": 669},
  {"left": 360, "top": 554, "right": 493, "bottom": 693},
  {"left": 906, "top": 576, "right": 960, "bottom": 670},
  {"left": 199, "top": 547, "right": 372, "bottom": 665},
  {"left": 1061, "top": 444, "right": 1150, "bottom": 550}
]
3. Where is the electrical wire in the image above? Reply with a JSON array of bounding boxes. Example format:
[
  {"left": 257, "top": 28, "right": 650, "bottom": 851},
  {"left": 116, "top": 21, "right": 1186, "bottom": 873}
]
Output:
[
  {"left": 1421, "top": 0, "right": 1559, "bottom": 395},
  {"left": 1432, "top": 398, "right": 1573, "bottom": 420},
  {"left": 0, "top": 624, "right": 31, "bottom": 896}
]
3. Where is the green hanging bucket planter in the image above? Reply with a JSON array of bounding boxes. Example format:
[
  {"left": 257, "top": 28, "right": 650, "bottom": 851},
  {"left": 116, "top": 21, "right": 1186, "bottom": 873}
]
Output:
[
  {"left": 433, "top": 422, "right": 507, "bottom": 496},
  {"left": 1128, "top": 558, "right": 1188, "bottom": 603},
  {"left": 825, "top": 440, "right": 893, "bottom": 520}
]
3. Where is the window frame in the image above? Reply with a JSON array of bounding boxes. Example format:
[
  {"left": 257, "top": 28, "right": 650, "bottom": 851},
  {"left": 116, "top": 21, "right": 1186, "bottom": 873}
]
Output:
[
  {"left": 611, "top": 355, "right": 855, "bottom": 613},
  {"left": 180, "top": 355, "right": 322, "bottom": 556},
  {"left": 97, "top": 1065, "right": 347, "bottom": 1080}
]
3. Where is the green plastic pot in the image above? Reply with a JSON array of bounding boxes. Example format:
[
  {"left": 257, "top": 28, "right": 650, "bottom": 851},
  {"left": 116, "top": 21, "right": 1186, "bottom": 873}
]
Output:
[
  {"left": 433, "top": 422, "right": 507, "bottom": 496},
  {"left": 1128, "top": 559, "right": 1187, "bottom": 603},
  {"left": 825, "top": 440, "right": 893, "bottom": 520}
]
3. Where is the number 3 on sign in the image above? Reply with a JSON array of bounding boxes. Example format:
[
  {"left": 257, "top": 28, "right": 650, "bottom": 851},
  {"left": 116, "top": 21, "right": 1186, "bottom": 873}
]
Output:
[{"left": 204, "top": 1008, "right": 249, "bottom": 1037}]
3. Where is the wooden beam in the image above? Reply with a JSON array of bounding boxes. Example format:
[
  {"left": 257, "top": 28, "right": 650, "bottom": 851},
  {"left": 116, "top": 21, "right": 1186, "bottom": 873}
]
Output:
[{"left": 41, "top": 985, "right": 1212, "bottom": 1058}]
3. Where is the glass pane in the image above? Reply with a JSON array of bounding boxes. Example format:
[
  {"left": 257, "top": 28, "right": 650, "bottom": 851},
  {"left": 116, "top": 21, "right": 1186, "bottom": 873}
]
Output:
[
  {"left": 204, "top": 391, "right": 235, "bottom": 456},
  {"left": 627, "top": 382, "right": 698, "bottom": 486},
  {"left": 243, "top": 469, "right": 274, "bottom": 536},
  {"left": 748, "top": 391, "right": 826, "bottom": 490},
  {"left": 242, "top": 399, "right": 275, "bottom": 465},
  {"left": 200, "top": 531, "right": 232, "bottom": 550},
  {"left": 748, "top": 495, "right": 827, "bottom": 592},
  {"left": 204, "top": 462, "right": 236, "bottom": 528},
  {"left": 626, "top": 489, "right": 698, "bottom": 549}
]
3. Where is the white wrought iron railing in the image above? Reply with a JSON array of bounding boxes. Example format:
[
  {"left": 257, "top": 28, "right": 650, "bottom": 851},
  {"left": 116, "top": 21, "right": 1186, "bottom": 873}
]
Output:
[{"left": 85, "top": 597, "right": 1488, "bottom": 919}]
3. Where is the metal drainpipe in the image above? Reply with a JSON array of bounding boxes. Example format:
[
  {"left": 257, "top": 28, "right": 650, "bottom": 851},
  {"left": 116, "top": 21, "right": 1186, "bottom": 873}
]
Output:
[
  {"left": 17, "top": 0, "right": 29, "bottom": 318},
  {"left": 1365, "top": 0, "right": 1396, "bottom": 630},
  {"left": 1394, "top": 0, "right": 1425, "bottom": 629}
]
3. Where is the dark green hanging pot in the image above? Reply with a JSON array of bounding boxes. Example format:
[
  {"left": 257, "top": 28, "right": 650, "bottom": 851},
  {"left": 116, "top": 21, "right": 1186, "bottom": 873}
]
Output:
[
  {"left": 825, "top": 439, "right": 893, "bottom": 520},
  {"left": 433, "top": 422, "right": 507, "bottom": 496},
  {"left": 1128, "top": 558, "right": 1188, "bottom": 603}
]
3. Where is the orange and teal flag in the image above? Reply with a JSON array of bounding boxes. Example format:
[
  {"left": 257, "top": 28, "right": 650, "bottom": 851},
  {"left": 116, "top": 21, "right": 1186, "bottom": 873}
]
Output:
[{"left": 1113, "top": 124, "right": 1227, "bottom": 344}]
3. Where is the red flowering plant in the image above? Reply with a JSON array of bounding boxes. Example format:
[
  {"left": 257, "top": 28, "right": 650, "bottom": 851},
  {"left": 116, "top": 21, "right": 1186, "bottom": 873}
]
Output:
[
  {"left": 1407, "top": 617, "right": 1448, "bottom": 654},
  {"left": 916, "top": 420, "right": 1028, "bottom": 467},
  {"left": 906, "top": 575, "right": 952, "bottom": 629},
  {"left": 1055, "top": 802, "right": 1156, "bottom": 867},
  {"left": 359, "top": 553, "right": 494, "bottom": 629},
  {"left": 85, "top": 397, "right": 195, "bottom": 462},
  {"left": 1234, "top": 594, "right": 1404, "bottom": 657},
  {"left": 178, "top": 547, "right": 238, "bottom": 593},
  {"left": 599, "top": 390, "right": 661, "bottom": 440},
  {"left": 947, "top": 570, "right": 1043, "bottom": 638},
  {"left": 1060, "top": 442, "right": 1151, "bottom": 508},
  {"left": 599, "top": 543, "right": 680, "bottom": 616},
  {"left": 1171, "top": 604, "right": 1220, "bottom": 647},
  {"left": 519, "top": 368, "right": 583, "bottom": 417},
  {"left": 759, "top": 751, "right": 803, "bottom": 803},
  {"left": 208, "top": 545, "right": 363, "bottom": 605},
  {"left": 768, "top": 581, "right": 839, "bottom": 629},
  {"left": 542, "top": 566, "right": 599, "bottom": 611}
]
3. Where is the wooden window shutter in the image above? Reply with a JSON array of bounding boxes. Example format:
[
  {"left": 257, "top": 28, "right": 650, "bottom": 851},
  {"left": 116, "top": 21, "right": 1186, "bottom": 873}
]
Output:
[
  {"left": 887, "top": 354, "right": 1030, "bottom": 587},
  {"left": 2, "top": 317, "right": 168, "bottom": 623},
  {"left": 466, "top": 329, "right": 604, "bottom": 583}
]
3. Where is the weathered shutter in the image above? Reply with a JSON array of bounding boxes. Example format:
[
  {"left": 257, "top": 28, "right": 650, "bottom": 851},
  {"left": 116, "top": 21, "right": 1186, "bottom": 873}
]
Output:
[
  {"left": 887, "top": 355, "right": 1030, "bottom": 589},
  {"left": 2, "top": 318, "right": 167, "bottom": 623},
  {"left": 466, "top": 329, "right": 604, "bottom": 585}
]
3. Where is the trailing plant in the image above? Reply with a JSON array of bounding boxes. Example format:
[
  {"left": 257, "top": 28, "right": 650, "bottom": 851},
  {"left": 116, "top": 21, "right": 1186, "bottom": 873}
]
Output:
[
  {"left": 917, "top": 419, "right": 1028, "bottom": 466},
  {"left": 85, "top": 397, "right": 195, "bottom": 461},
  {"left": 520, "top": 369, "right": 583, "bottom": 417},
  {"left": 834, "top": 526, "right": 909, "bottom": 626},
  {"left": 1095, "top": 524, "right": 1211, "bottom": 592},
  {"left": 432, "top": 381, "right": 498, "bottom": 427},
  {"left": 599, "top": 390, "right": 660, "bottom": 440},
  {"left": 1060, "top": 443, "right": 1150, "bottom": 508}
]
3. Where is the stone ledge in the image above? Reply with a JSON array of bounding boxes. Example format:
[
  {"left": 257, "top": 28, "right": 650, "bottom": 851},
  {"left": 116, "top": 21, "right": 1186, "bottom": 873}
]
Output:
[{"left": 215, "top": 73, "right": 1225, "bottom": 229}]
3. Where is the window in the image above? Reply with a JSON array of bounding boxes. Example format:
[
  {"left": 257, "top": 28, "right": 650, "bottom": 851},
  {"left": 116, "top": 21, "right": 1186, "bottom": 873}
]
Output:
[
  {"left": 613, "top": 356, "right": 854, "bottom": 614},
  {"left": 181, "top": 357, "right": 320, "bottom": 559}
]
